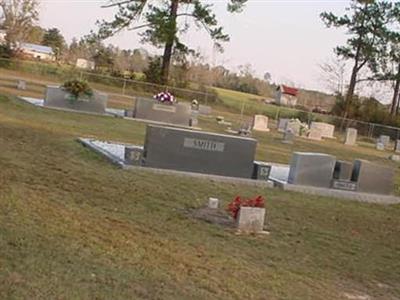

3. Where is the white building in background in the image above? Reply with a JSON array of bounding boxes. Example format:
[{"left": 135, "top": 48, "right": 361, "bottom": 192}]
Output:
[
  {"left": 19, "top": 43, "right": 55, "bottom": 61},
  {"left": 76, "top": 58, "right": 95, "bottom": 70},
  {"left": 0, "top": 30, "right": 6, "bottom": 44},
  {"left": 275, "top": 85, "right": 299, "bottom": 107}
]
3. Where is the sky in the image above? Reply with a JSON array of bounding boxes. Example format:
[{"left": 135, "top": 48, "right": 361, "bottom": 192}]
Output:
[{"left": 39, "top": 0, "right": 361, "bottom": 96}]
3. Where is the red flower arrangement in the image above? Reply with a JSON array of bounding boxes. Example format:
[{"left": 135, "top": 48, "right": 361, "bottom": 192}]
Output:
[{"left": 227, "top": 195, "right": 265, "bottom": 220}]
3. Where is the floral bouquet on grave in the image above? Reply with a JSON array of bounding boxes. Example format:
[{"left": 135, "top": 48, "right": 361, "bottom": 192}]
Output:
[
  {"left": 61, "top": 79, "right": 93, "bottom": 103},
  {"left": 227, "top": 195, "right": 265, "bottom": 220},
  {"left": 154, "top": 91, "right": 175, "bottom": 104}
]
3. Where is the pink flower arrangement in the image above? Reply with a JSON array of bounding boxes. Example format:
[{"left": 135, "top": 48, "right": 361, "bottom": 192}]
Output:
[{"left": 154, "top": 91, "right": 175, "bottom": 104}]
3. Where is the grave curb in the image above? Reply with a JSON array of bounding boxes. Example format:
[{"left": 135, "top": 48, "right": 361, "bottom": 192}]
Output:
[
  {"left": 123, "top": 164, "right": 275, "bottom": 188},
  {"left": 272, "top": 179, "right": 400, "bottom": 204}
]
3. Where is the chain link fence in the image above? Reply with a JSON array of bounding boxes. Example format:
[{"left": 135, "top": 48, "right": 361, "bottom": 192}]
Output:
[{"left": 1, "top": 57, "right": 399, "bottom": 141}]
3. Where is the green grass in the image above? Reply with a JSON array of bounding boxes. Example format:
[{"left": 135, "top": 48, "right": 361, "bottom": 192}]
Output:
[{"left": 1, "top": 94, "right": 400, "bottom": 299}]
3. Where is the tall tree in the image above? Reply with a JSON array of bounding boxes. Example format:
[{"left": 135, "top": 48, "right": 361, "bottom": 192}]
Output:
[
  {"left": 97, "top": 0, "right": 247, "bottom": 84},
  {"left": 42, "top": 28, "right": 66, "bottom": 59},
  {"left": 0, "top": 0, "right": 39, "bottom": 47},
  {"left": 321, "top": 0, "right": 394, "bottom": 118}
]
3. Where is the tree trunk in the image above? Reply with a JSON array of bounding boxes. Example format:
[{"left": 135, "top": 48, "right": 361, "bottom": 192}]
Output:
[
  {"left": 161, "top": 0, "right": 179, "bottom": 85},
  {"left": 343, "top": 63, "right": 359, "bottom": 119},
  {"left": 390, "top": 63, "right": 400, "bottom": 116}
]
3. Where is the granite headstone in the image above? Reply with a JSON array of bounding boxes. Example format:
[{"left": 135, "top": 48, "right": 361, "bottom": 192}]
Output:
[
  {"left": 44, "top": 86, "right": 107, "bottom": 114},
  {"left": 133, "top": 97, "right": 191, "bottom": 126},
  {"left": 351, "top": 159, "right": 394, "bottom": 195},
  {"left": 288, "top": 152, "right": 336, "bottom": 188},
  {"left": 143, "top": 125, "right": 257, "bottom": 178}
]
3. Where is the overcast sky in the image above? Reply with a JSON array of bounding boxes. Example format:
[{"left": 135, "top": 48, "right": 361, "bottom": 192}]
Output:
[{"left": 39, "top": 0, "right": 362, "bottom": 95}]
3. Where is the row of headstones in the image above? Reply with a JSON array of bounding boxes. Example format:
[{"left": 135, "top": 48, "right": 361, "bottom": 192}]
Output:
[
  {"left": 375, "top": 134, "right": 400, "bottom": 152},
  {"left": 288, "top": 152, "right": 394, "bottom": 195}
]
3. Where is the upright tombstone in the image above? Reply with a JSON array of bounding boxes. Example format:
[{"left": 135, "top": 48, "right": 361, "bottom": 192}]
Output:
[
  {"left": 237, "top": 207, "right": 266, "bottom": 233},
  {"left": 351, "top": 159, "right": 394, "bottom": 195},
  {"left": 395, "top": 140, "right": 400, "bottom": 153},
  {"left": 282, "top": 129, "right": 295, "bottom": 144},
  {"left": 310, "top": 122, "right": 335, "bottom": 139},
  {"left": 17, "top": 80, "right": 26, "bottom": 90},
  {"left": 288, "top": 152, "right": 336, "bottom": 188},
  {"left": 344, "top": 128, "right": 357, "bottom": 146},
  {"left": 252, "top": 115, "right": 270, "bottom": 132},
  {"left": 378, "top": 135, "right": 390, "bottom": 148},
  {"left": 286, "top": 120, "right": 301, "bottom": 136},
  {"left": 44, "top": 86, "right": 107, "bottom": 114},
  {"left": 133, "top": 97, "right": 191, "bottom": 126},
  {"left": 143, "top": 125, "right": 257, "bottom": 178},
  {"left": 376, "top": 142, "right": 385, "bottom": 151},
  {"left": 277, "top": 118, "right": 289, "bottom": 132},
  {"left": 308, "top": 127, "right": 322, "bottom": 141}
]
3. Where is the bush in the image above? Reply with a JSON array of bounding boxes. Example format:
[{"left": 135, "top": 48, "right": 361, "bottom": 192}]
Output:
[{"left": 61, "top": 79, "right": 93, "bottom": 101}]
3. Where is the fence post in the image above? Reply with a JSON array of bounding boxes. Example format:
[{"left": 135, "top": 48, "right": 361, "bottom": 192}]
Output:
[
  {"left": 275, "top": 106, "right": 280, "bottom": 121},
  {"left": 205, "top": 89, "right": 208, "bottom": 106},
  {"left": 122, "top": 79, "right": 127, "bottom": 95},
  {"left": 79, "top": 71, "right": 83, "bottom": 80}
]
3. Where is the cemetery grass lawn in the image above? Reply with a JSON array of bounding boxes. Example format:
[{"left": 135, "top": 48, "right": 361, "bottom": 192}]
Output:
[{"left": 1, "top": 94, "right": 400, "bottom": 299}]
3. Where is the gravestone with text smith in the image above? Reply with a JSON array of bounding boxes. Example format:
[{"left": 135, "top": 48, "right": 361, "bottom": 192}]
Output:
[{"left": 143, "top": 125, "right": 257, "bottom": 178}]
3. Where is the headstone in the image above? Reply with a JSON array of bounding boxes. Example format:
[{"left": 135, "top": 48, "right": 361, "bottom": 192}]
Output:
[
  {"left": 344, "top": 128, "right": 357, "bottom": 146},
  {"left": 133, "top": 97, "right": 191, "bottom": 126},
  {"left": 252, "top": 161, "right": 271, "bottom": 181},
  {"left": 44, "top": 86, "right": 107, "bottom": 114},
  {"left": 282, "top": 129, "right": 295, "bottom": 144},
  {"left": 389, "top": 154, "right": 400, "bottom": 162},
  {"left": 308, "top": 127, "right": 322, "bottom": 141},
  {"left": 333, "top": 160, "right": 353, "bottom": 181},
  {"left": 286, "top": 120, "right": 301, "bottom": 136},
  {"left": 124, "top": 146, "right": 144, "bottom": 165},
  {"left": 277, "top": 118, "right": 289, "bottom": 132},
  {"left": 378, "top": 135, "right": 390, "bottom": 147},
  {"left": 17, "top": 80, "right": 26, "bottom": 90},
  {"left": 310, "top": 122, "right": 335, "bottom": 138},
  {"left": 143, "top": 125, "right": 257, "bottom": 178},
  {"left": 252, "top": 115, "right": 270, "bottom": 132},
  {"left": 351, "top": 159, "right": 394, "bottom": 195},
  {"left": 376, "top": 142, "right": 385, "bottom": 151},
  {"left": 208, "top": 198, "right": 219, "bottom": 209},
  {"left": 395, "top": 140, "right": 400, "bottom": 153},
  {"left": 198, "top": 105, "right": 212, "bottom": 115},
  {"left": 236, "top": 207, "right": 265, "bottom": 233},
  {"left": 288, "top": 152, "right": 336, "bottom": 188}
]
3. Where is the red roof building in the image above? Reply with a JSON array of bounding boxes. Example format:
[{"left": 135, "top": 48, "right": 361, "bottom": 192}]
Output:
[{"left": 281, "top": 85, "right": 299, "bottom": 97}]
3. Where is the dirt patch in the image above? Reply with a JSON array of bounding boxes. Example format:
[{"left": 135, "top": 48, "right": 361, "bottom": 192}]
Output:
[{"left": 189, "top": 207, "right": 235, "bottom": 228}]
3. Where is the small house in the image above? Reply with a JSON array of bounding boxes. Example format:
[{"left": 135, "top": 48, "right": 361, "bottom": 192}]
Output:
[
  {"left": 276, "top": 85, "right": 299, "bottom": 107},
  {"left": 19, "top": 43, "right": 55, "bottom": 61},
  {"left": 76, "top": 58, "right": 95, "bottom": 70}
]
